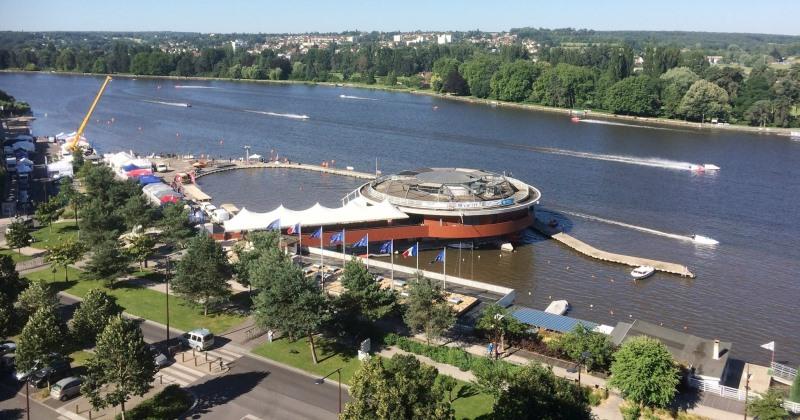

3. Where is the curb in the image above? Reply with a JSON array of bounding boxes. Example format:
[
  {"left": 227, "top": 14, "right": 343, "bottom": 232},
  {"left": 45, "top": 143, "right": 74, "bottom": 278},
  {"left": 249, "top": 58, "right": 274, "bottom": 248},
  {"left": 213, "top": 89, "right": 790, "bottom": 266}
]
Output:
[{"left": 244, "top": 349, "right": 353, "bottom": 391}]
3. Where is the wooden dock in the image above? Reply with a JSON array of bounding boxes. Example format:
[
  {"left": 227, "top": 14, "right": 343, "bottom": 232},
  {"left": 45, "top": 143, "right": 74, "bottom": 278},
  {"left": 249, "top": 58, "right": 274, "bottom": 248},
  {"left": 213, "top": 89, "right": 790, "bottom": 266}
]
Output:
[
  {"left": 194, "top": 161, "right": 377, "bottom": 180},
  {"left": 533, "top": 218, "right": 695, "bottom": 278}
]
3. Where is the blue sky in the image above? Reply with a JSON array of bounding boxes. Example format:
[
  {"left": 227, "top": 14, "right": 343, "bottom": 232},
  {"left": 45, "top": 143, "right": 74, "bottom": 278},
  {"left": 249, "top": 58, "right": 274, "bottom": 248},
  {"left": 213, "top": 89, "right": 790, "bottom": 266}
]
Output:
[{"left": 1, "top": 0, "right": 798, "bottom": 35}]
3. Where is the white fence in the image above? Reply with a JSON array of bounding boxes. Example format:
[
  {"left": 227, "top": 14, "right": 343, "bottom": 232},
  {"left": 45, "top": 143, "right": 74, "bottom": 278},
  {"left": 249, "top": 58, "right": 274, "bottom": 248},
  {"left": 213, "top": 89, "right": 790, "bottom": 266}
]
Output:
[
  {"left": 688, "top": 377, "right": 800, "bottom": 414},
  {"left": 771, "top": 362, "right": 797, "bottom": 382}
]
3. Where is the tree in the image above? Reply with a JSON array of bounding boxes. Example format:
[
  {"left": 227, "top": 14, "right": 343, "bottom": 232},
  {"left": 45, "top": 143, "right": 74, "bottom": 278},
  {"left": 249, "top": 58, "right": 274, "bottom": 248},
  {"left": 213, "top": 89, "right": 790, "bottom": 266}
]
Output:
[
  {"left": 341, "top": 354, "right": 454, "bottom": 420},
  {"left": 0, "top": 295, "right": 13, "bottom": 336},
  {"left": 15, "top": 306, "right": 66, "bottom": 375},
  {"left": 747, "top": 389, "right": 789, "bottom": 420},
  {"left": 71, "top": 289, "right": 122, "bottom": 346},
  {"left": 6, "top": 220, "right": 32, "bottom": 254},
  {"left": 35, "top": 198, "right": 64, "bottom": 231},
  {"left": 126, "top": 233, "right": 157, "bottom": 269},
  {"left": 403, "top": 275, "right": 454, "bottom": 345},
  {"left": 548, "top": 324, "right": 615, "bottom": 372},
  {"left": 0, "top": 253, "right": 24, "bottom": 304},
  {"left": 744, "top": 100, "right": 774, "bottom": 127},
  {"left": 56, "top": 179, "right": 83, "bottom": 224},
  {"left": 659, "top": 67, "right": 700, "bottom": 117},
  {"left": 82, "top": 316, "right": 156, "bottom": 420},
  {"left": 252, "top": 252, "right": 328, "bottom": 363},
  {"left": 604, "top": 76, "right": 659, "bottom": 116},
  {"left": 475, "top": 304, "right": 526, "bottom": 357},
  {"left": 677, "top": 80, "right": 731, "bottom": 122},
  {"left": 119, "top": 194, "right": 155, "bottom": 231},
  {"left": 609, "top": 336, "right": 679, "bottom": 409},
  {"left": 338, "top": 258, "right": 396, "bottom": 322},
  {"left": 461, "top": 55, "right": 501, "bottom": 98},
  {"left": 234, "top": 230, "right": 280, "bottom": 290},
  {"left": 532, "top": 63, "right": 597, "bottom": 108},
  {"left": 158, "top": 203, "right": 194, "bottom": 248},
  {"left": 492, "top": 363, "right": 592, "bottom": 420},
  {"left": 171, "top": 233, "right": 232, "bottom": 316},
  {"left": 46, "top": 239, "right": 86, "bottom": 282},
  {"left": 17, "top": 279, "right": 58, "bottom": 318},
  {"left": 85, "top": 240, "right": 131, "bottom": 288},
  {"left": 490, "top": 60, "right": 544, "bottom": 102}
]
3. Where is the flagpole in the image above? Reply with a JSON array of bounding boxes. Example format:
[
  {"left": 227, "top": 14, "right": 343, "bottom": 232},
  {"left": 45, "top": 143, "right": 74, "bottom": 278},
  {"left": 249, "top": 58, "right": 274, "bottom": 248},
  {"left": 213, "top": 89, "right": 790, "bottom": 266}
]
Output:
[
  {"left": 320, "top": 227, "right": 324, "bottom": 280},
  {"left": 415, "top": 241, "right": 419, "bottom": 271},
  {"left": 443, "top": 247, "right": 447, "bottom": 291},
  {"left": 298, "top": 225, "right": 302, "bottom": 255},
  {"left": 366, "top": 234, "right": 369, "bottom": 270},
  {"left": 390, "top": 240, "right": 394, "bottom": 284},
  {"left": 342, "top": 229, "right": 346, "bottom": 266}
]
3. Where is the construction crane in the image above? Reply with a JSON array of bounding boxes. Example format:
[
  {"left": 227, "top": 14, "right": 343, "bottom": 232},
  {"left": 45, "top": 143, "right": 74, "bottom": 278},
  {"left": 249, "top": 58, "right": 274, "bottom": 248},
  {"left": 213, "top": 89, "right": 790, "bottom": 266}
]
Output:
[{"left": 68, "top": 75, "right": 112, "bottom": 151}]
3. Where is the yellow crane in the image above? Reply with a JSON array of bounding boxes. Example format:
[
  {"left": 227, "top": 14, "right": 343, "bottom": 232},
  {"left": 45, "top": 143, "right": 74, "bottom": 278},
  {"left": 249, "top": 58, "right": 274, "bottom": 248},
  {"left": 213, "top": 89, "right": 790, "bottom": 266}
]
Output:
[{"left": 68, "top": 75, "right": 112, "bottom": 151}]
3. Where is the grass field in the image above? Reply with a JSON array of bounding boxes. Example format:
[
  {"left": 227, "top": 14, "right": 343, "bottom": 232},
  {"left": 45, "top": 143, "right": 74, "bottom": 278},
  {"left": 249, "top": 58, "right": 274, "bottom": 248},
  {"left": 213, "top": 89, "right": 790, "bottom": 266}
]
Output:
[
  {"left": 31, "top": 220, "right": 79, "bottom": 249},
  {"left": 0, "top": 248, "right": 34, "bottom": 263},
  {"left": 25, "top": 266, "right": 244, "bottom": 334},
  {"left": 252, "top": 338, "right": 494, "bottom": 419}
]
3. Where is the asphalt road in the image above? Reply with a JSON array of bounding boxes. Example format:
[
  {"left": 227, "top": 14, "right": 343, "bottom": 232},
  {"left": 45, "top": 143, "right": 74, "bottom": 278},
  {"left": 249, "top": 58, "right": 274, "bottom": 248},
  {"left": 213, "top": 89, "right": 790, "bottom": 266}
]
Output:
[{"left": 0, "top": 293, "right": 345, "bottom": 419}]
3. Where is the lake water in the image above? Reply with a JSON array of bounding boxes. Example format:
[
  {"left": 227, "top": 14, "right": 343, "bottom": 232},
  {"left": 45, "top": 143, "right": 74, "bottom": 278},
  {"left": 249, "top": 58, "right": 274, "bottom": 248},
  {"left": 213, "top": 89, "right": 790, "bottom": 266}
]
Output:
[{"left": 2, "top": 72, "right": 798, "bottom": 365}]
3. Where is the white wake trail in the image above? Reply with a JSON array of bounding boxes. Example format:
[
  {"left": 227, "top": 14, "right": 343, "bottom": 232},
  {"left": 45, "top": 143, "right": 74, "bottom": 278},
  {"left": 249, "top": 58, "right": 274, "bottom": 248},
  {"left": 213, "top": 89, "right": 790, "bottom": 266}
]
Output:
[
  {"left": 244, "top": 110, "right": 310, "bottom": 120},
  {"left": 562, "top": 210, "right": 718, "bottom": 245},
  {"left": 143, "top": 100, "right": 191, "bottom": 108},
  {"left": 339, "top": 94, "right": 378, "bottom": 101},
  {"left": 174, "top": 85, "right": 216, "bottom": 89},
  {"left": 537, "top": 147, "right": 697, "bottom": 171},
  {"left": 580, "top": 119, "right": 673, "bottom": 131}
]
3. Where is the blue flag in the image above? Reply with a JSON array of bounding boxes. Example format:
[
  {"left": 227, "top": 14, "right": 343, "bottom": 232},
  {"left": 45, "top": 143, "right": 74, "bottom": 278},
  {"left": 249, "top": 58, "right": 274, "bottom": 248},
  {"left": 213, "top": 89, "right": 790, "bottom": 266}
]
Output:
[
  {"left": 309, "top": 227, "right": 323, "bottom": 239},
  {"left": 330, "top": 230, "right": 344, "bottom": 244},
  {"left": 267, "top": 219, "right": 281, "bottom": 231},
  {"left": 431, "top": 249, "right": 446, "bottom": 264},
  {"left": 353, "top": 234, "right": 369, "bottom": 247},
  {"left": 379, "top": 240, "right": 393, "bottom": 254}
]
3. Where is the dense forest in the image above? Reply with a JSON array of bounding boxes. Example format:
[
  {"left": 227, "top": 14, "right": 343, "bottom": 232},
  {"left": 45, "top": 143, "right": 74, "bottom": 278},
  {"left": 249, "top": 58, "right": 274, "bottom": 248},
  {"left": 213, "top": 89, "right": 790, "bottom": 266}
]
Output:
[{"left": 1, "top": 30, "right": 799, "bottom": 127}]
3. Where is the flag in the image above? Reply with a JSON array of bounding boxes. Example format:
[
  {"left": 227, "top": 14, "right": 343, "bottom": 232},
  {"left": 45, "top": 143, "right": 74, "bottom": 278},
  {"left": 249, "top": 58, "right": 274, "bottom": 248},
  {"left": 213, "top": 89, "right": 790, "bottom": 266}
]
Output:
[
  {"left": 431, "top": 249, "right": 446, "bottom": 264},
  {"left": 401, "top": 244, "right": 417, "bottom": 258},
  {"left": 287, "top": 223, "right": 301, "bottom": 235},
  {"left": 267, "top": 219, "right": 281, "bottom": 231},
  {"left": 353, "top": 234, "right": 369, "bottom": 248},
  {"left": 330, "top": 231, "right": 344, "bottom": 244},
  {"left": 379, "top": 240, "right": 393, "bottom": 254},
  {"left": 309, "top": 227, "right": 322, "bottom": 239},
  {"left": 761, "top": 341, "right": 775, "bottom": 351}
]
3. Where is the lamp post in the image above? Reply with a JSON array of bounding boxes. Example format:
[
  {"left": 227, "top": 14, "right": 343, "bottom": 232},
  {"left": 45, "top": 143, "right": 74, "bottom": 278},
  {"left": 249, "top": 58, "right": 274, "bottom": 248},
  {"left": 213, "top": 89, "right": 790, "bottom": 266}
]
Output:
[
  {"left": 743, "top": 363, "right": 751, "bottom": 420},
  {"left": 314, "top": 367, "right": 342, "bottom": 414},
  {"left": 164, "top": 256, "right": 171, "bottom": 345},
  {"left": 566, "top": 351, "right": 592, "bottom": 387},
  {"left": 25, "top": 378, "right": 30, "bottom": 420}
]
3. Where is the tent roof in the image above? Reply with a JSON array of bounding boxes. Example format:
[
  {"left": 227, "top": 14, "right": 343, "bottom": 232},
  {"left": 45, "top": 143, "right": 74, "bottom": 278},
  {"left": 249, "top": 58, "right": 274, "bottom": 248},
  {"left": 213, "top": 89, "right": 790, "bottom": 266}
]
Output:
[
  {"left": 511, "top": 307, "right": 597, "bottom": 334},
  {"left": 223, "top": 200, "right": 408, "bottom": 232}
]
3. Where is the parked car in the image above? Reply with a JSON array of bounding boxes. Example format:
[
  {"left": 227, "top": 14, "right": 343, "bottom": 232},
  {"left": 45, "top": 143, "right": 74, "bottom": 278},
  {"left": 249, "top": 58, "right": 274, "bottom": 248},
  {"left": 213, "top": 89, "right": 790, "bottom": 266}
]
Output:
[
  {"left": 28, "top": 359, "right": 71, "bottom": 388},
  {"left": 1, "top": 354, "right": 15, "bottom": 372},
  {"left": 50, "top": 376, "right": 83, "bottom": 401},
  {"left": 149, "top": 345, "right": 171, "bottom": 370},
  {"left": 180, "top": 328, "right": 215, "bottom": 351},
  {"left": 0, "top": 340, "right": 15, "bottom": 355}
]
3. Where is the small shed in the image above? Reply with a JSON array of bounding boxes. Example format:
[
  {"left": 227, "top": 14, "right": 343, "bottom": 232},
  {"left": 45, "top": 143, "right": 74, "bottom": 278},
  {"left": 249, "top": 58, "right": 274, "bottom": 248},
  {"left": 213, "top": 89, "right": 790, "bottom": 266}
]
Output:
[{"left": 511, "top": 306, "right": 597, "bottom": 334}]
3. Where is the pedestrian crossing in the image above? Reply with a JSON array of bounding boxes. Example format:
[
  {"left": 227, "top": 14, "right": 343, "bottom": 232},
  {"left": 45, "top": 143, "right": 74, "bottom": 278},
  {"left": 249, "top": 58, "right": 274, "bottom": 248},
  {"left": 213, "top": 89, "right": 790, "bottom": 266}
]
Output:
[
  {"left": 155, "top": 345, "right": 244, "bottom": 387},
  {"left": 206, "top": 346, "right": 243, "bottom": 364}
]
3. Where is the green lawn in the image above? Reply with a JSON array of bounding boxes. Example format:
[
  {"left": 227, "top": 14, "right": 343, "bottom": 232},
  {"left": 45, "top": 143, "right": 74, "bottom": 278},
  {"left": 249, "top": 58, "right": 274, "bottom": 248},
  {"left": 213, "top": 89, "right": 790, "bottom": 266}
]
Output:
[
  {"left": 31, "top": 220, "right": 79, "bottom": 249},
  {"left": 252, "top": 338, "right": 494, "bottom": 419},
  {"left": 252, "top": 336, "right": 363, "bottom": 385},
  {"left": 0, "top": 248, "right": 34, "bottom": 263},
  {"left": 25, "top": 266, "right": 244, "bottom": 334}
]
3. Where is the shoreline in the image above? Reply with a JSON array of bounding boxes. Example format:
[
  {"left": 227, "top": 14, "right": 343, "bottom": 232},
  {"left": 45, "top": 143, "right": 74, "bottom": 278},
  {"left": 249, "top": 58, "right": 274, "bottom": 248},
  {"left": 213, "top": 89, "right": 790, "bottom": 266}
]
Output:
[{"left": 2, "top": 69, "right": 797, "bottom": 137}]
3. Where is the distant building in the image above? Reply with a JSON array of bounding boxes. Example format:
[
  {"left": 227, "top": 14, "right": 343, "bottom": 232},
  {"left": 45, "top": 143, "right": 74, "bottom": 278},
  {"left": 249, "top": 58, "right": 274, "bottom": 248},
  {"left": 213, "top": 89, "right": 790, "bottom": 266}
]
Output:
[
  {"left": 437, "top": 34, "right": 452, "bottom": 45},
  {"left": 393, "top": 34, "right": 403, "bottom": 43},
  {"left": 706, "top": 55, "right": 724, "bottom": 65},
  {"left": 610, "top": 320, "right": 733, "bottom": 387}
]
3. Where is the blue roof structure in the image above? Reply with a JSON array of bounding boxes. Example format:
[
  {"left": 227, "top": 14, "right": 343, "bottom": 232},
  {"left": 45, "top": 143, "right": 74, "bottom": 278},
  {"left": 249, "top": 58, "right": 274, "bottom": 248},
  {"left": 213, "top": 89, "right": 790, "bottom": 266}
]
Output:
[{"left": 511, "top": 307, "right": 597, "bottom": 333}]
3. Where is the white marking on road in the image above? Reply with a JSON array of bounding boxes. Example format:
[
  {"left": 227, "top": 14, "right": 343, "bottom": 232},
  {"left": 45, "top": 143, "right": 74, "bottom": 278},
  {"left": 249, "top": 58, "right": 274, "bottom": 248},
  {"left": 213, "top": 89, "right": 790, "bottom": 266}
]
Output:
[
  {"left": 56, "top": 407, "right": 86, "bottom": 420},
  {"left": 240, "top": 415, "right": 264, "bottom": 420}
]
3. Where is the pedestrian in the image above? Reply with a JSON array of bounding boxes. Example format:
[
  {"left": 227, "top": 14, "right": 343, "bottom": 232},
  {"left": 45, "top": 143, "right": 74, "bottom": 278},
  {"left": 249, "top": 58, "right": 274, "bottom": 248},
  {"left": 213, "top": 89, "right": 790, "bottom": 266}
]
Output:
[
  {"left": 487, "top": 342, "right": 494, "bottom": 358},
  {"left": 267, "top": 329, "right": 274, "bottom": 343}
]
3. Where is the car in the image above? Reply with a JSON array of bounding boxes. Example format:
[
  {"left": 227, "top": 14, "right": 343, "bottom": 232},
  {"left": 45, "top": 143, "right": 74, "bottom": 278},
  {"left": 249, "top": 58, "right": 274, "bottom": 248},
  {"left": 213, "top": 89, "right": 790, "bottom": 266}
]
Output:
[
  {"left": 149, "top": 345, "right": 172, "bottom": 370},
  {"left": 50, "top": 376, "right": 83, "bottom": 401},
  {"left": 28, "top": 359, "right": 71, "bottom": 388},
  {"left": 0, "top": 340, "right": 15, "bottom": 355},
  {"left": 180, "top": 328, "right": 215, "bottom": 351},
  {"left": 0, "top": 354, "right": 15, "bottom": 372}
]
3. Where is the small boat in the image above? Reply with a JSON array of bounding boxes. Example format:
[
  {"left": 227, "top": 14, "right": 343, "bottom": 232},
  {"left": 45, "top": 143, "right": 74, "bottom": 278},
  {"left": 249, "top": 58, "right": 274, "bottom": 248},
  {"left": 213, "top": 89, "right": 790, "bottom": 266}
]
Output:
[
  {"left": 690, "top": 163, "right": 721, "bottom": 172},
  {"left": 570, "top": 116, "right": 581, "bottom": 122},
  {"left": 631, "top": 266, "right": 655, "bottom": 280},
  {"left": 545, "top": 300, "right": 569, "bottom": 315},
  {"left": 691, "top": 235, "right": 719, "bottom": 245}
]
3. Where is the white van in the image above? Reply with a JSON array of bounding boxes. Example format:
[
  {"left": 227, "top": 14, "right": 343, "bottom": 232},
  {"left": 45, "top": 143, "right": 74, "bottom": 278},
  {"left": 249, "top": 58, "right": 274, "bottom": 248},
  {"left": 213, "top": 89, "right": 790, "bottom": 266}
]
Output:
[
  {"left": 50, "top": 376, "right": 83, "bottom": 401},
  {"left": 181, "top": 328, "right": 215, "bottom": 351}
]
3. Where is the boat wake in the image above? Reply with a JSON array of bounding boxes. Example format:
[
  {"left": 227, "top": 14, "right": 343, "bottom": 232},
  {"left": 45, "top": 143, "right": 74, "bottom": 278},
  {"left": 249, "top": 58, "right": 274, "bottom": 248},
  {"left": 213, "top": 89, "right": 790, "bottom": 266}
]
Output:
[
  {"left": 143, "top": 100, "right": 191, "bottom": 108},
  {"left": 244, "top": 110, "right": 310, "bottom": 120},
  {"left": 533, "top": 147, "right": 711, "bottom": 171},
  {"left": 579, "top": 119, "right": 674, "bottom": 131},
  {"left": 339, "top": 94, "right": 377, "bottom": 101},
  {"left": 174, "top": 85, "right": 216, "bottom": 89},
  {"left": 561, "top": 210, "right": 719, "bottom": 245}
]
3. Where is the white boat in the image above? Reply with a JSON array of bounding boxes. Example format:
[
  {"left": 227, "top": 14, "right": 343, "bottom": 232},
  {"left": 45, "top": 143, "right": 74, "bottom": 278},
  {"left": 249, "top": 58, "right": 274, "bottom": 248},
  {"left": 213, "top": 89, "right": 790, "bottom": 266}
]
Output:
[
  {"left": 631, "top": 266, "right": 655, "bottom": 280},
  {"left": 690, "top": 164, "right": 721, "bottom": 172},
  {"left": 692, "top": 235, "right": 719, "bottom": 245},
  {"left": 545, "top": 300, "right": 569, "bottom": 315}
]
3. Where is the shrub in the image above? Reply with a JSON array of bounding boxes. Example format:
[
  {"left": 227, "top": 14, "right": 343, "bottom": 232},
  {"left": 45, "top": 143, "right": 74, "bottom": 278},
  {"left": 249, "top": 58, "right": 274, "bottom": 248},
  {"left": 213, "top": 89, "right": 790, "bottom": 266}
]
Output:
[
  {"left": 115, "top": 384, "right": 192, "bottom": 420},
  {"left": 620, "top": 402, "right": 641, "bottom": 420}
]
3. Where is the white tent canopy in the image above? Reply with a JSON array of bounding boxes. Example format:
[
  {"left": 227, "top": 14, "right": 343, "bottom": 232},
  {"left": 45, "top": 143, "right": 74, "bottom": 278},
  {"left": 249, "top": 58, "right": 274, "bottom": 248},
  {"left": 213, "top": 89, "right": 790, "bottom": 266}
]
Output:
[{"left": 223, "top": 199, "right": 408, "bottom": 232}]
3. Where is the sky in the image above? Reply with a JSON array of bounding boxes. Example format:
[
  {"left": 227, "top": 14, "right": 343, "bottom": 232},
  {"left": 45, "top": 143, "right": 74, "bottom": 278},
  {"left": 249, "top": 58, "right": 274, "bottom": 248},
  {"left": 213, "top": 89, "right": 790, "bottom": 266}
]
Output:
[{"left": 1, "top": 0, "right": 798, "bottom": 35}]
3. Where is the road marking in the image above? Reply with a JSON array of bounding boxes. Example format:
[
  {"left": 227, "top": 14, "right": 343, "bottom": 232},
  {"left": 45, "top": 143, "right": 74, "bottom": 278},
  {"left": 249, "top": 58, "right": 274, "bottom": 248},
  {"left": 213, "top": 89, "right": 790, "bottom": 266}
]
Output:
[
  {"left": 214, "top": 347, "right": 243, "bottom": 359},
  {"left": 206, "top": 348, "right": 242, "bottom": 363},
  {"left": 56, "top": 407, "right": 86, "bottom": 420},
  {"left": 240, "top": 415, "right": 263, "bottom": 420},
  {"left": 156, "top": 362, "right": 207, "bottom": 386}
]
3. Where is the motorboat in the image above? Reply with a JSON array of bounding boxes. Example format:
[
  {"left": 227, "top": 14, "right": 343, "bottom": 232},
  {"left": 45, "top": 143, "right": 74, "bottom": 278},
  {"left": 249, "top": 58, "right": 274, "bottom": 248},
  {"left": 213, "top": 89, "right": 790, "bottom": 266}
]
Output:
[
  {"left": 690, "top": 164, "right": 721, "bottom": 172},
  {"left": 631, "top": 266, "right": 655, "bottom": 280},
  {"left": 545, "top": 300, "right": 570, "bottom": 315},
  {"left": 691, "top": 234, "right": 719, "bottom": 245}
]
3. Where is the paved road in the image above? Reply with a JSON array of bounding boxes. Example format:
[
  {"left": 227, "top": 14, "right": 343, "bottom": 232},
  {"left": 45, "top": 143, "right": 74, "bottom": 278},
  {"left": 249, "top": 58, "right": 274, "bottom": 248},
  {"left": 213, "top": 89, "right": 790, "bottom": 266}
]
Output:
[{"left": 58, "top": 293, "right": 345, "bottom": 420}]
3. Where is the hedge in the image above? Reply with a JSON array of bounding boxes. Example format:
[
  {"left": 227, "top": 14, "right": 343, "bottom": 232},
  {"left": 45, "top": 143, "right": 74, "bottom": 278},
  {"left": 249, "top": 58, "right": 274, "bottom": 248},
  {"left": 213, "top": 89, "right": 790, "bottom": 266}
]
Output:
[
  {"left": 115, "top": 384, "right": 193, "bottom": 420},
  {"left": 384, "top": 333, "right": 520, "bottom": 375}
]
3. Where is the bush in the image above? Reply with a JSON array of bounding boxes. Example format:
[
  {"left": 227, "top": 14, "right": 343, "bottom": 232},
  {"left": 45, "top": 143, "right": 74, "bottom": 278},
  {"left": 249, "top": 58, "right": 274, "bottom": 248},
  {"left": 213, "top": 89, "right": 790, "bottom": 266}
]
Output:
[
  {"left": 620, "top": 402, "right": 641, "bottom": 420},
  {"left": 587, "top": 387, "right": 608, "bottom": 406},
  {"left": 115, "top": 384, "right": 192, "bottom": 420}
]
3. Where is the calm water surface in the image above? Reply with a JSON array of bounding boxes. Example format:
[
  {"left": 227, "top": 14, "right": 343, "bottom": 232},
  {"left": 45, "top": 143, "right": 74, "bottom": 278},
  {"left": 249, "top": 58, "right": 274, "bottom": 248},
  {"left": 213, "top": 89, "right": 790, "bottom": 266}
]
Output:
[{"left": 2, "top": 73, "right": 798, "bottom": 365}]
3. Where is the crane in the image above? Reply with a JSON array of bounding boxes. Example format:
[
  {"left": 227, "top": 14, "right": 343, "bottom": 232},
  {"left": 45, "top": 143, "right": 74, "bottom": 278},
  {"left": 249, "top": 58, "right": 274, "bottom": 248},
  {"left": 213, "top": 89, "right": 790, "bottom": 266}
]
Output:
[{"left": 68, "top": 75, "right": 112, "bottom": 151}]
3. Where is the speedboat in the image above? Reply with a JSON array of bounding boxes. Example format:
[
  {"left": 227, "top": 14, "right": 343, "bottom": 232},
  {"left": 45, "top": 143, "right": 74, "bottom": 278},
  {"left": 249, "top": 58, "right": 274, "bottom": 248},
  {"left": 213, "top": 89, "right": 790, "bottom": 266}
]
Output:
[
  {"left": 692, "top": 235, "right": 719, "bottom": 245},
  {"left": 545, "top": 300, "right": 570, "bottom": 315},
  {"left": 690, "top": 164, "right": 721, "bottom": 172},
  {"left": 631, "top": 266, "right": 655, "bottom": 280}
]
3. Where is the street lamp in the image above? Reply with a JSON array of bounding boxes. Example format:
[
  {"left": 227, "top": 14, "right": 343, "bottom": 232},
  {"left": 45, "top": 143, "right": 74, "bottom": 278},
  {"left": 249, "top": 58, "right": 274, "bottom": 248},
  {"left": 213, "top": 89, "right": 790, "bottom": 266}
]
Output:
[
  {"left": 566, "top": 351, "right": 592, "bottom": 387},
  {"left": 163, "top": 257, "right": 171, "bottom": 345},
  {"left": 314, "top": 367, "right": 342, "bottom": 414}
]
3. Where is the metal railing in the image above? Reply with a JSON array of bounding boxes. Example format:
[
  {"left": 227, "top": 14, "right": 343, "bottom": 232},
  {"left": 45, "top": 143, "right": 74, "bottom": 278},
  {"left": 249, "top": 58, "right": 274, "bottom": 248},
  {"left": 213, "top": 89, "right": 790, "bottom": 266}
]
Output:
[
  {"left": 688, "top": 377, "right": 800, "bottom": 414},
  {"left": 363, "top": 184, "right": 530, "bottom": 211},
  {"left": 771, "top": 361, "right": 797, "bottom": 382}
]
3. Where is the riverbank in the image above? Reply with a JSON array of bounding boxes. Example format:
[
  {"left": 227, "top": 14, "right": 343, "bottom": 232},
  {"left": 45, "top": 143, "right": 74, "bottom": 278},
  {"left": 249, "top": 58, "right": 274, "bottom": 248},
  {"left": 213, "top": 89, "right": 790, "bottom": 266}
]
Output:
[{"left": 3, "top": 69, "right": 797, "bottom": 138}]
